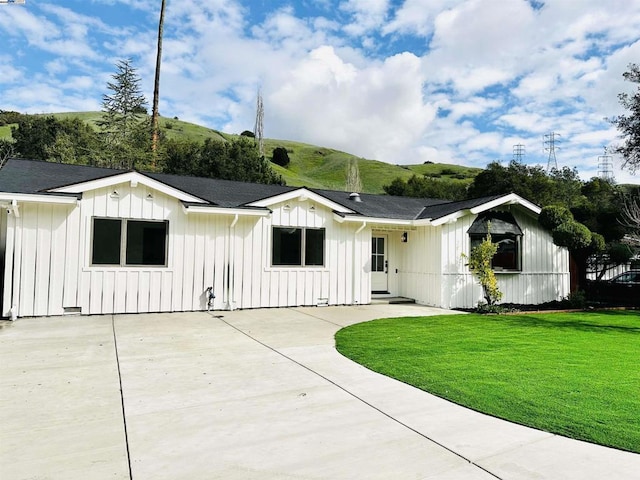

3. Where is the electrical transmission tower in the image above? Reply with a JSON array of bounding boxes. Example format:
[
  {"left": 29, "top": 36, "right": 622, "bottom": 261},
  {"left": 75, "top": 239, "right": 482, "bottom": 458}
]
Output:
[
  {"left": 544, "top": 132, "right": 560, "bottom": 172},
  {"left": 513, "top": 144, "right": 525, "bottom": 163},
  {"left": 597, "top": 148, "right": 614, "bottom": 181},
  {"left": 254, "top": 88, "right": 264, "bottom": 158}
]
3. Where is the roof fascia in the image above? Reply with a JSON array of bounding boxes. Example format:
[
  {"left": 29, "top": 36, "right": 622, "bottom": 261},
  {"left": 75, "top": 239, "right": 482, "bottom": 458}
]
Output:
[
  {"left": 430, "top": 210, "right": 467, "bottom": 226},
  {"left": 249, "top": 188, "right": 354, "bottom": 213},
  {"left": 469, "top": 193, "right": 541, "bottom": 215},
  {"left": 48, "top": 171, "right": 207, "bottom": 204},
  {"left": 182, "top": 205, "right": 271, "bottom": 217},
  {"left": 0, "top": 192, "right": 79, "bottom": 205},
  {"left": 333, "top": 213, "right": 414, "bottom": 226},
  {"left": 430, "top": 194, "right": 541, "bottom": 227}
]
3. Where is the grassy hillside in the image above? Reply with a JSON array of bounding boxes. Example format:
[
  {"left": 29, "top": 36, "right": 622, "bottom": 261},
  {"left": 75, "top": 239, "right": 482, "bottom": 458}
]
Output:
[{"left": 2, "top": 111, "right": 481, "bottom": 194}]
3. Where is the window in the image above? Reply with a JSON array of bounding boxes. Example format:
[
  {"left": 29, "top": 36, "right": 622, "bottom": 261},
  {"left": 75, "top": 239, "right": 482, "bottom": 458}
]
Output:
[
  {"left": 468, "top": 212, "right": 522, "bottom": 271},
  {"left": 272, "top": 227, "right": 325, "bottom": 267},
  {"left": 470, "top": 234, "right": 521, "bottom": 270},
  {"left": 372, "top": 237, "right": 385, "bottom": 272},
  {"left": 92, "top": 218, "right": 168, "bottom": 266}
]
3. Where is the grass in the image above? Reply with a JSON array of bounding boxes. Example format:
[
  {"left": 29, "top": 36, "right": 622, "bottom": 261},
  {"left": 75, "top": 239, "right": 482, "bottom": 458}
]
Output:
[{"left": 335, "top": 311, "right": 640, "bottom": 453}]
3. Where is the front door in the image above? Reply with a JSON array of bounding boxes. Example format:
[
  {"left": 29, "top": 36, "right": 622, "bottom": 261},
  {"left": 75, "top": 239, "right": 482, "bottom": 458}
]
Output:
[{"left": 371, "top": 235, "right": 388, "bottom": 293}]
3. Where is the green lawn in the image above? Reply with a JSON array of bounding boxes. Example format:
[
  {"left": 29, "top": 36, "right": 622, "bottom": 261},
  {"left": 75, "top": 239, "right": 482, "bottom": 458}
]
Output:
[{"left": 335, "top": 311, "right": 640, "bottom": 453}]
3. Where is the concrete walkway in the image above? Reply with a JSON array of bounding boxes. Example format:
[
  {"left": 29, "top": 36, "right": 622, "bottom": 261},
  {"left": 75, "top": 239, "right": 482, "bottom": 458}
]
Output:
[{"left": 1, "top": 304, "right": 638, "bottom": 479}]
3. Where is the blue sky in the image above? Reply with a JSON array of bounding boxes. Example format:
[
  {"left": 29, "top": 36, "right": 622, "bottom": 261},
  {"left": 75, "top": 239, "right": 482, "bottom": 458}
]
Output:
[{"left": 1, "top": 0, "right": 639, "bottom": 183}]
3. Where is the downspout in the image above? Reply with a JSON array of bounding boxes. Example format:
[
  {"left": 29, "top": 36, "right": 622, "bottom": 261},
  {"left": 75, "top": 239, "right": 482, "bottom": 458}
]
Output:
[
  {"left": 352, "top": 221, "right": 367, "bottom": 304},
  {"left": 227, "top": 214, "right": 239, "bottom": 310},
  {"left": 3, "top": 201, "right": 19, "bottom": 320}
]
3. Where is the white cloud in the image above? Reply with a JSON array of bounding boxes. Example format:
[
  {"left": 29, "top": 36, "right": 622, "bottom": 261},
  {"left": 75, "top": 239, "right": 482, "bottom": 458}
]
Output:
[
  {"left": 383, "top": 0, "right": 463, "bottom": 37},
  {"left": 268, "top": 47, "right": 437, "bottom": 162},
  {"left": 1, "top": 0, "right": 639, "bottom": 186},
  {"left": 340, "top": 0, "right": 390, "bottom": 36}
]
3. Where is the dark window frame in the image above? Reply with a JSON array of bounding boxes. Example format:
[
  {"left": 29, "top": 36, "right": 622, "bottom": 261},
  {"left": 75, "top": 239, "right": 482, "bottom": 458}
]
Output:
[
  {"left": 470, "top": 233, "right": 522, "bottom": 272},
  {"left": 271, "top": 226, "right": 325, "bottom": 267},
  {"left": 91, "top": 217, "right": 169, "bottom": 267}
]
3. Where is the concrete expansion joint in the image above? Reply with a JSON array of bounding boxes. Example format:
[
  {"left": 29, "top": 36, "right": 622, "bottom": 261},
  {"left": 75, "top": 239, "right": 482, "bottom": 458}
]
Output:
[
  {"left": 475, "top": 432, "right": 556, "bottom": 464},
  {"left": 288, "top": 307, "right": 344, "bottom": 327},
  {"left": 111, "top": 315, "right": 133, "bottom": 480},
  {"left": 217, "top": 314, "right": 504, "bottom": 480}
]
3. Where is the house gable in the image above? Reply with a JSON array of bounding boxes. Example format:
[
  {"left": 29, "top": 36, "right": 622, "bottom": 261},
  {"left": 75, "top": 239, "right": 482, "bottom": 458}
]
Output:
[
  {"left": 429, "top": 193, "right": 540, "bottom": 226},
  {"left": 246, "top": 187, "right": 355, "bottom": 215},
  {"left": 48, "top": 171, "right": 209, "bottom": 205}
]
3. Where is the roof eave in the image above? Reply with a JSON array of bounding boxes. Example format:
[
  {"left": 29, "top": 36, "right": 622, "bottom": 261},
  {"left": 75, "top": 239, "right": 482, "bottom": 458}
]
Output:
[
  {"left": 249, "top": 187, "right": 355, "bottom": 214},
  {"left": 333, "top": 212, "right": 417, "bottom": 226},
  {"left": 48, "top": 171, "right": 209, "bottom": 204},
  {"left": 0, "top": 192, "right": 80, "bottom": 205},
  {"left": 469, "top": 193, "right": 541, "bottom": 215},
  {"left": 182, "top": 204, "right": 271, "bottom": 217}
]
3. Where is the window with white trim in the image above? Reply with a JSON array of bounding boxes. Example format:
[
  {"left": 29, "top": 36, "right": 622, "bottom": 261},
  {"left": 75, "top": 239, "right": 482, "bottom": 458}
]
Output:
[
  {"left": 272, "top": 227, "right": 325, "bottom": 267},
  {"left": 92, "top": 218, "right": 168, "bottom": 266}
]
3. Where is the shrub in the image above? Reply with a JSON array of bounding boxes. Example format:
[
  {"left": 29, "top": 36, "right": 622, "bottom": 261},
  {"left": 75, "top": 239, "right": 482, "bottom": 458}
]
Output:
[
  {"left": 564, "top": 290, "right": 587, "bottom": 309},
  {"left": 552, "top": 220, "right": 592, "bottom": 250},
  {"left": 271, "top": 146, "right": 290, "bottom": 167},
  {"left": 466, "top": 231, "right": 503, "bottom": 306},
  {"left": 240, "top": 130, "right": 255, "bottom": 138},
  {"left": 539, "top": 205, "right": 574, "bottom": 231}
]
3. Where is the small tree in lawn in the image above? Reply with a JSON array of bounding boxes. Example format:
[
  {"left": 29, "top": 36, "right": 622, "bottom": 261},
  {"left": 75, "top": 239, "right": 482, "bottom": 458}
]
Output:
[{"left": 467, "top": 227, "right": 503, "bottom": 308}]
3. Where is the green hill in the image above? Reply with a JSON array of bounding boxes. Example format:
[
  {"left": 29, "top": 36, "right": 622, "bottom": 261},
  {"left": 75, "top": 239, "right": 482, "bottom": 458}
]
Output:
[{"left": 2, "top": 111, "right": 481, "bottom": 194}]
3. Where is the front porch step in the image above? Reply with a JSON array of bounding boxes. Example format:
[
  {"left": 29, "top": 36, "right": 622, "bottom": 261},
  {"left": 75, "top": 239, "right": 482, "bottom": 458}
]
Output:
[{"left": 371, "top": 296, "right": 415, "bottom": 305}]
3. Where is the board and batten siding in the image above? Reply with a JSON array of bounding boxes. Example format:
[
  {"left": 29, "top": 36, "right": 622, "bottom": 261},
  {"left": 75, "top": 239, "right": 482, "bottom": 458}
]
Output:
[
  {"left": 229, "top": 199, "right": 370, "bottom": 309},
  {"left": 392, "top": 208, "right": 569, "bottom": 309},
  {"left": 436, "top": 209, "right": 569, "bottom": 309},
  {"left": 2, "top": 186, "right": 371, "bottom": 317}
]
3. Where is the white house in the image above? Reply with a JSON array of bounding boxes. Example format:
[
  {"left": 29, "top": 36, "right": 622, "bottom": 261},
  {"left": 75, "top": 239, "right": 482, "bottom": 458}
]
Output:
[{"left": 0, "top": 158, "right": 569, "bottom": 318}]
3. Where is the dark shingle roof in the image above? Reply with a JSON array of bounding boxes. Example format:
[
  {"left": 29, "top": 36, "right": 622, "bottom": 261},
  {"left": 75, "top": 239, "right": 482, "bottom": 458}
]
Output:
[
  {"left": 0, "top": 158, "right": 521, "bottom": 221},
  {"left": 415, "top": 194, "right": 506, "bottom": 221},
  {"left": 313, "top": 190, "right": 449, "bottom": 220},
  {"left": 146, "top": 171, "right": 295, "bottom": 207},
  {"left": 0, "top": 158, "right": 127, "bottom": 194}
]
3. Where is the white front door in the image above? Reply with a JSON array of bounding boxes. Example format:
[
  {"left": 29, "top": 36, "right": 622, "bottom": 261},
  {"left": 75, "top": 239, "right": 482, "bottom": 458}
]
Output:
[{"left": 371, "top": 235, "right": 388, "bottom": 293}]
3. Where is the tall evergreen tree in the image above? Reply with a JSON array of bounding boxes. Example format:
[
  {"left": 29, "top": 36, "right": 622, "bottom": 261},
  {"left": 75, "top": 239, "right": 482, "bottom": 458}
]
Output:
[{"left": 98, "top": 58, "right": 151, "bottom": 169}]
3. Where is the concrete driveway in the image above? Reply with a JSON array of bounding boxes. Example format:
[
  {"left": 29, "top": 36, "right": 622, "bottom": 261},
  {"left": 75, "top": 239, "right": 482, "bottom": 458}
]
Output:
[{"left": 1, "top": 304, "right": 638, "bottom": 479}]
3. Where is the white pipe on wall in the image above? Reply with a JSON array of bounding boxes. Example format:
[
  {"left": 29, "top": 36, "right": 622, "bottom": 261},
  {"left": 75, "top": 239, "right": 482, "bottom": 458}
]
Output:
[{"left": 227, "top": 214, "right": 239, "bottom": 310}]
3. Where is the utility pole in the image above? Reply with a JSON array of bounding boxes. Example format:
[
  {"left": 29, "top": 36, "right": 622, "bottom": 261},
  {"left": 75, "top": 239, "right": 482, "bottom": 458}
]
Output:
[
  {"left": 254, "top": 88, "right": 264, "bottom": 158},
  {"left": 151, "top": 0, "right": 166, "bottom": 163}
]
